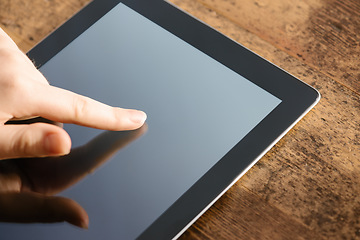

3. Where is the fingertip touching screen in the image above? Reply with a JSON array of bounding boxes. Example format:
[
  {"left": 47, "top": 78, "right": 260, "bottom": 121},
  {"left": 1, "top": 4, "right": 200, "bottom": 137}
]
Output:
[{"left": 0, "top": 3, "right": 281, "bottom": 240}]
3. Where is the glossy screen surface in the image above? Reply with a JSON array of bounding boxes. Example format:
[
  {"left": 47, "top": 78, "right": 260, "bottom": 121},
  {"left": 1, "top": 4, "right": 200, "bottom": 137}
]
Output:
[{"left": 0, "top": 3, "right": 281, "bottom": 240}]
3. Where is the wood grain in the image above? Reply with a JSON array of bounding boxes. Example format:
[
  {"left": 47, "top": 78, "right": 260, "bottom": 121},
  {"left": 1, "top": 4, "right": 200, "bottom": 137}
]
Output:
[
  {"left": 1, "top": 0, "right": 359, "bottom": 239},
  {"left": 169, "top": 0, "right": 360, "bottom": 239},
  {"left": 0, "top": 0, "right": 91, "bottom": 51},
  {"left": 195, "top": 0, "right": 360, "bottom": 95}
]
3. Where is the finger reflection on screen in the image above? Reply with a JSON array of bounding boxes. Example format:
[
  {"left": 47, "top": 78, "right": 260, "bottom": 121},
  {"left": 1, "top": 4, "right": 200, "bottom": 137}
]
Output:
[{"left": 0, "top": 124, "right": 147, "bottom": 229}]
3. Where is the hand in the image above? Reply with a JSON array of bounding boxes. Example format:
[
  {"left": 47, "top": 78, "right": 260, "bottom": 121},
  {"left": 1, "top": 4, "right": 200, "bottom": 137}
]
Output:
[
  {"left": 0, "top": 27, "right": 147, "bottom": 160},
  {"left": 0, "top": 125, "right": 147, "bottom": 228}
]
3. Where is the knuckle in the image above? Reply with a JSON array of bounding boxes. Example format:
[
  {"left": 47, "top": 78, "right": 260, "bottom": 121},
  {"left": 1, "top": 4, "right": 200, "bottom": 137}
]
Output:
[
  {"left": 0, "top": 49, "right": 25, "bottom": 90},
  {"left": 110, "top": 108, "right": 122, "bottom": 129},
  {"left": 73, "top": 96, "right": 89, "bottom": 120},
  {"left": 12, "top": 127, "right": 35, "bottom": 156},
  {"left": 0, "top": 73, "right": 28, "bottom": 109},
  {"left": 0, "top": 48, "right": 22, "bottom": 65}
]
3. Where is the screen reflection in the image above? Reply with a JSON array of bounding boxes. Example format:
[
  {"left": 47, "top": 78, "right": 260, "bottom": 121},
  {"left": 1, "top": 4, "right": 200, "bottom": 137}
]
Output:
[{"left": 0, "top": 123, "right": 147, "bottom": 228}]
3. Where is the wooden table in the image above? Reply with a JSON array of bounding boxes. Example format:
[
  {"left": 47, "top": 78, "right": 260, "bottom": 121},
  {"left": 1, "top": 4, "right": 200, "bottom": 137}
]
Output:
[{"left": 1, "top": 0, "right": 359, "bottom": 239}]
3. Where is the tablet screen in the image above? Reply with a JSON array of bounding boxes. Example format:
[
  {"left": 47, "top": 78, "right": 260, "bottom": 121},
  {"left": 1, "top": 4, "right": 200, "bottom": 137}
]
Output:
[{"left": 1, "top": 3, "right": 281, "bottom": 239}]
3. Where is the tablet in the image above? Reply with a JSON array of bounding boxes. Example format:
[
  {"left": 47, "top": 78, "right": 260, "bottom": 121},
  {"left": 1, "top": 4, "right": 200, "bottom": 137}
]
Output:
[{"left": 0, "top": 0, "right": 320, "bottom": 239}]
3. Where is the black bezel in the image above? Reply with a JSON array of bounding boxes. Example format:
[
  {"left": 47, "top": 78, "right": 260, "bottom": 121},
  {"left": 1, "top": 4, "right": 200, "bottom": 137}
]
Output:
[{"left": 27, "top": 0, "right": 320, "bottom": 239}]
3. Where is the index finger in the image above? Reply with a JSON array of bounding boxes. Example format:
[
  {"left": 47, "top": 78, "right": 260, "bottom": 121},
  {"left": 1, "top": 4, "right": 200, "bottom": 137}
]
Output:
[{"left": 28, "top": 83, "right": 147, "bottom": 131}]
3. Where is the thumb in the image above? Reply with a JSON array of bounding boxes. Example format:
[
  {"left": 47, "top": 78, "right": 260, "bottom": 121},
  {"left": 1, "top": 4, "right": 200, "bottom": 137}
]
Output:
[{"left": 0, "top": 123, "right": 71, "bottom": 160}]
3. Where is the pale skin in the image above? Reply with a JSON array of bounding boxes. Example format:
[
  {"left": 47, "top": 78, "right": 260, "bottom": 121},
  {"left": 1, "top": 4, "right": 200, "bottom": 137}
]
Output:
[
  {"left": 0, "top": 125, "right": 147, "bottom": 229},
  {"left": 0, "top": 27, "right": 147, "bottom": 228},
  {"left": 0, "top": 27, "right": 146, "bottom": 159}
]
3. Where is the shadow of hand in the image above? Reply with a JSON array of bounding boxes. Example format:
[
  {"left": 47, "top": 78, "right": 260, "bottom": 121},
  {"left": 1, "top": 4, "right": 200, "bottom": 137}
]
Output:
[{"left": 0, "top": 124, "right": 147, "bottom": 228}]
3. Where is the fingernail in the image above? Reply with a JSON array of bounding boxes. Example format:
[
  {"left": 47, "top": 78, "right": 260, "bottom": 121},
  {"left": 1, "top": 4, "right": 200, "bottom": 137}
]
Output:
[
  {"left": 45, "top": 133, "right": 70, "bottom": 155},
  {"left": 130, "top": 110, "right": 147, "bottom": 124},
  {"left": 71, "top": 219, "right": 89, "bottom": 229},
  {"left": 45, "top": 134, "right": 57, "bottom": 154},
  {"left": 80, "top": 220, "right": 89, "bottom": 229}
]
